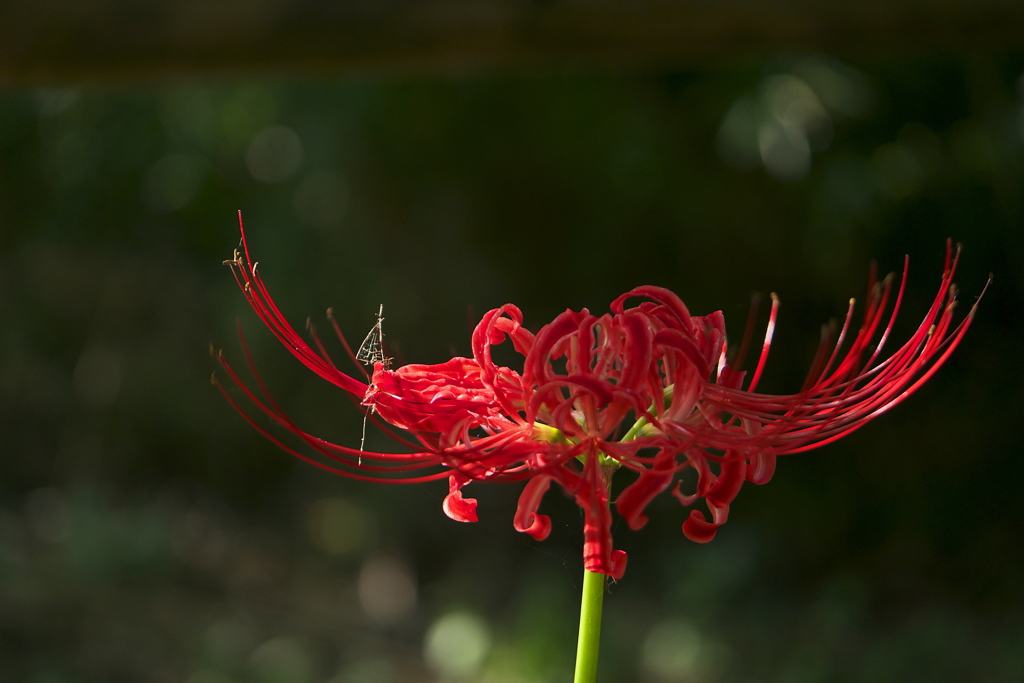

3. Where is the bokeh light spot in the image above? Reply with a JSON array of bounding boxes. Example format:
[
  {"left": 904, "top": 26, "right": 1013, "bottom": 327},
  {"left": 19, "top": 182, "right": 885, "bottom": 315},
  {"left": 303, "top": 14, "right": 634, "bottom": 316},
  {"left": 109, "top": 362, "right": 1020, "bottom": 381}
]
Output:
[
  {"left": 758, "top": 117, "right": 811, "bottom": 181},
  {"left": 205, "top": 616, "right": 256, "bottom": 670},
  {"left": 306, "top": 497, "right": 373, "bottom": 556},
  {"left": 357, "top": 554, "right": 417, "bottom": 625},
  {"left": 246, "top": 125, "right": 304, "bottom": 183},
  {"left": 423, "top": 611, "right": 491, "bottom": 681},
  {"left": 640, "top": 619, "right": 728, "bottom": 683},
  {"left": 716, "top": 95, "right": 761, "bottom": 170},
  {"left": 247, "top": 636, "right": 315, "bottom": 683}
]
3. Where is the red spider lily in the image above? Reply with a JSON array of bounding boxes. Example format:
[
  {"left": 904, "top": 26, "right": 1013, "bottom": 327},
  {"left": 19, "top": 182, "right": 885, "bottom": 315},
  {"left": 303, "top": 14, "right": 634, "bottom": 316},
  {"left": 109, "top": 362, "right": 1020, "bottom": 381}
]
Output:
[{"left": 214, "top": 214, "right": 984, "bottom": 580}]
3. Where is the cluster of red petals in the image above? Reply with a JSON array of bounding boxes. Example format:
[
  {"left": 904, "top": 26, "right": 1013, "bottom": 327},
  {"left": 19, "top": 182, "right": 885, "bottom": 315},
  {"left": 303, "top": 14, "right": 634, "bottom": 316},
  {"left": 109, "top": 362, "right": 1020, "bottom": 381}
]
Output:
[{"left": 216, "top": 215, "right": 983, "bottom": 580}]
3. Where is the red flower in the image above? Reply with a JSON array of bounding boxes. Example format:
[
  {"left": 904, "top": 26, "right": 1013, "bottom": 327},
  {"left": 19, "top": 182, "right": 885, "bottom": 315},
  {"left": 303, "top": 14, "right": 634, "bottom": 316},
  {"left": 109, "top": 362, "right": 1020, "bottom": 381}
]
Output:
[{"left": 215, "top": 215, "right": 985, "bottom": 579}]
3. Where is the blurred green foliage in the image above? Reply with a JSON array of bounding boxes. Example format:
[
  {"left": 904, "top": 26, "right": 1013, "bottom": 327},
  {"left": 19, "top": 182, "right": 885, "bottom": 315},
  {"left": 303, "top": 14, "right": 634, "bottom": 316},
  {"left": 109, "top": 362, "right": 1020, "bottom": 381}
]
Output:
[{"left": 1, "top": 54, "right": 1022, "bottom": 682}]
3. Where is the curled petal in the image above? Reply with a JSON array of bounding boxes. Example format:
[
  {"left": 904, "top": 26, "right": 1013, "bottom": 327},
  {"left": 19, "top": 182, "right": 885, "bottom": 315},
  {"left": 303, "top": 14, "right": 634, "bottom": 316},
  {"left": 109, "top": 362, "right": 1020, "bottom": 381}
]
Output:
[
  {"left": 682, "top": 509, "right": 719, "bottom": 543},
  {"left": 695, "top": 311, "right": 728, "bottom": 366},
  {"left": 524, "top": 309, "right": 589, "bottom": 387},
  {"left": 561, "top": 375, "right": 615, "bottom": 406},
  {"left": 611, "top": 285, "right": 693, "bottom": 331},
  {"left": 665, "top": 374, "right": 702, "bottom": 422},
  {"left": 584, "top": 545, "right": 628, "bottom": 580},
  {"left": 583, "top": 524, "right": 628, "bottom": 580},
  {"left": 576, "top": 453, "right": 628, "bottom": 579},
  {"left": 705, "top": 454, "right": 746, "bottom": 508},
  {"left": 442, "top": 474, "right": 478, "bottom": 523},
  {"left": 513, "top": 476, "right": 553, "bottom": 540},
  {"left": 615, "top": 311, "right": 656, "bottom": 392},
  {"left": 747, "top": 449, "right": 776, "bottom": 485},
  {"left": 673, "top": 455, "right": 711, "bottom": 506},
  {"left": 654, "top": 328, "right": 711, "bottom": 378},
  {"left": 616, "top": 453, "right": 677, "bottom": 531}
]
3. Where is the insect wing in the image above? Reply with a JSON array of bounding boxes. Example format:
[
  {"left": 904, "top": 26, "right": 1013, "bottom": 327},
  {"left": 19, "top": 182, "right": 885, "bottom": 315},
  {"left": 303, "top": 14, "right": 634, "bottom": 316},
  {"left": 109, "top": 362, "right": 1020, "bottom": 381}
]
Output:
[
  {"left": 356, "top": 324, "right": 382, "bottom": 365},
  {"left": 356, "top": 305, "right": 386, "bottom": 366}
]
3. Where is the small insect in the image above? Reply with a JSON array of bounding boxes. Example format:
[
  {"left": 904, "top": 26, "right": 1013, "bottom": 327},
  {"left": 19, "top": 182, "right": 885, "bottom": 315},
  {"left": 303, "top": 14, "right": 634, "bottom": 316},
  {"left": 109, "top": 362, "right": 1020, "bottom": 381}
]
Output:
[
  {"left": 357, "top": 304, "right": 389, "bottom": 460},
  {"left": 356, "top": 304, "right": 390, "bottom": 369}
]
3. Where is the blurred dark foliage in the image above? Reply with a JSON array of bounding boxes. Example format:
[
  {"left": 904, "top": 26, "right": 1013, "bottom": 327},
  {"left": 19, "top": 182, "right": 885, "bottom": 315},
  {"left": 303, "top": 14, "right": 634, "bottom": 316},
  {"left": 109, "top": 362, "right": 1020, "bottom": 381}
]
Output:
[{"left": 1, "top": 54, "right": 1022, "bottom": 682}]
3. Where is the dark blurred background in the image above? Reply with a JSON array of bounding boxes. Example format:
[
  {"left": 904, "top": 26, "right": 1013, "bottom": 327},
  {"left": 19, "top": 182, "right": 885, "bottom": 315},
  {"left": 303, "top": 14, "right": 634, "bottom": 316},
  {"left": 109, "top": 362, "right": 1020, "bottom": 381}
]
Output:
[{"left": 1, "top": 2, "right": 1023, "bottom": 682}]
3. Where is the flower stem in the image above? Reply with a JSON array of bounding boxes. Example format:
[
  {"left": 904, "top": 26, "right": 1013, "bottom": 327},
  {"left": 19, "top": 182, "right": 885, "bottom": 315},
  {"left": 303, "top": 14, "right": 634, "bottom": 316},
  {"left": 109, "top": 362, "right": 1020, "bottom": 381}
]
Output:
[{"left": 573, "top": 569, "right": 607, "bottom": 683}]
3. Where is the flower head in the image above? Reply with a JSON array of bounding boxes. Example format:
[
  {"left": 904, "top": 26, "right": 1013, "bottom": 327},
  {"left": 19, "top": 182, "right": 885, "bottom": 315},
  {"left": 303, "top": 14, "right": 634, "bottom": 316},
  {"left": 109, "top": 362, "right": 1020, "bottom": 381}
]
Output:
[{"left": 215, "top": 214, "right": 984, "bottom": 579}]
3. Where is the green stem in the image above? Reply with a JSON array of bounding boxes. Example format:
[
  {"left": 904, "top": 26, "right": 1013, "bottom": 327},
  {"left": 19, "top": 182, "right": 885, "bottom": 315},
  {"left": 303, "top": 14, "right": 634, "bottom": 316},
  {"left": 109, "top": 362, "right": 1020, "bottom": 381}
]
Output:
[
  {"left": 573, "top": 569, "right": 607, "bottom": 683},
  {"left": 620, "top": 414, "right": 648, "bottom": 442}
]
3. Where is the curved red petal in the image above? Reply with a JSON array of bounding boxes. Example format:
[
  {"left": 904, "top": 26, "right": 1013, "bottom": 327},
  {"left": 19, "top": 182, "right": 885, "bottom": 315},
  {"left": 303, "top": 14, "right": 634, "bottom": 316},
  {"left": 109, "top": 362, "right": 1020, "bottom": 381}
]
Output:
[
  {"left": 442, "top": 475, "right": 479, "bottom": 523},
  {"left": 682, "top": 510, "right": 719, "bottom": 543},
  {"left": 513, "top": 476, "right": 553, "bottom": 540}
]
